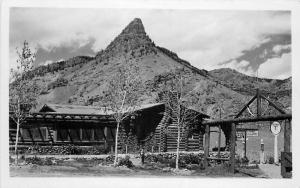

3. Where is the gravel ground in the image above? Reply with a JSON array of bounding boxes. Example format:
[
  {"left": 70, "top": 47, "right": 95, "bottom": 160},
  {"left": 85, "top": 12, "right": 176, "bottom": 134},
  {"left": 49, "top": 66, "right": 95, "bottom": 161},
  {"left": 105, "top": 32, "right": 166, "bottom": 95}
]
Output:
[{"left": 258, "top": 164, "right": 282, "bottom": 178}]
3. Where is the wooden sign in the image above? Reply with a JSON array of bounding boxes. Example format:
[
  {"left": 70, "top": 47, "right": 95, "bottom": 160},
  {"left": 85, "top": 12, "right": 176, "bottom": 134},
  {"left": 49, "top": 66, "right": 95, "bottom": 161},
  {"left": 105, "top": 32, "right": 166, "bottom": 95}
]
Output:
[
  {"left": 271, "top": 121, "right": 281, "bottom": 135},
  {"left": 247, "top": 130, "right": 259, "bottom": 137}
]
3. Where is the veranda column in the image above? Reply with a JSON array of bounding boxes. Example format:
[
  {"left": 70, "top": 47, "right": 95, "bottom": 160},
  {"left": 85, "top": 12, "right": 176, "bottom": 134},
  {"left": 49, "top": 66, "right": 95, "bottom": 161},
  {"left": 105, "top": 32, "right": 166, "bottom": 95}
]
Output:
[
  {"left": 284, "top": 119, "right": 291, "bottom": 152},
  {"left": 204, "top": 124, "right": 210, "bottom": 169},
  {"left": 230, "top": 123, "right": 236, "bottom": 173},
  {"left": 104, "top": 126, "right": 108, "bottom": 151},
  {"left": 218, "top": 124, "right": 221, "bottom": 158}
]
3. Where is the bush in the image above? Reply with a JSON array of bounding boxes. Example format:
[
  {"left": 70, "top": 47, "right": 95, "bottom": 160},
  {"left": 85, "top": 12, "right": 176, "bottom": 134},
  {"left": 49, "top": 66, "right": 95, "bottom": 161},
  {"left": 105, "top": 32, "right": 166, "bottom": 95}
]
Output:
[
  {"left": 180, "top": 153, "right": 200, "bottom": 165},
  {"left": 105, "top": 155, "right": 115, "bottom": 163},
  {"left": 267, "top": 156, "right": 274, "bottom": 164},
  {"left": 26, "top": 145, "right": 107, "bottom": 155},
  {"left": 25, "top": 156, "right": 44, "bottom": 165},
  {"left": 44, "top": 157, "right": 54, "bottom": 165},
  {"left": 199, "top": 159, "right": 205, "bottom": 170},
  {"left": 145, "top": 153, "right": 207, "bottom": 168},
  {"left": 117, "top": 156, "right": 133, "bottom": 168},
  {"left": 241, "top": 156, "right": 249, "bottom": 165},
  {"left": 169, "top": 159, "right": 176, "bottom": 168}
]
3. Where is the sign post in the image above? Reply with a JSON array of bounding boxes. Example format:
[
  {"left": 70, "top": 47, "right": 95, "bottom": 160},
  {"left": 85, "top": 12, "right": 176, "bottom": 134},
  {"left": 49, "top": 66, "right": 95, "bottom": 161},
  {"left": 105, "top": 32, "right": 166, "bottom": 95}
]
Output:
[
  {"left": 271, "top": 121, "right": 281, "bottom": 165},
  {"left": 260, "top": 139, "right": 264, "bottom": 164},
  {"left": 243, "top": 130, "right": 247, "bottom": 158}
]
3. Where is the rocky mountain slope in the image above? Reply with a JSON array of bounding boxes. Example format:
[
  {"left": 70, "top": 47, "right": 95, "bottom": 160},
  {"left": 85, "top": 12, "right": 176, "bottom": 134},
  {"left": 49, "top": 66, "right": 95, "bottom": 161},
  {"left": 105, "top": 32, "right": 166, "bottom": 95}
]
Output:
[
  {"left": 208, "top": 68, "right": 291, "bottom": 108},
  {"left": 26, "top": 18, "right": 291, "bottom": 119}
]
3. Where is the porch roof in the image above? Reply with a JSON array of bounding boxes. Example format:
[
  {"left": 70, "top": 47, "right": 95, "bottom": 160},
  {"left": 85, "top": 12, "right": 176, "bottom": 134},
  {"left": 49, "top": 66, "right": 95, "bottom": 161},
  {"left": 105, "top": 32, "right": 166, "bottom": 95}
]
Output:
[{"left": 38, "top": 103, "right": 166, "bottom": 115}]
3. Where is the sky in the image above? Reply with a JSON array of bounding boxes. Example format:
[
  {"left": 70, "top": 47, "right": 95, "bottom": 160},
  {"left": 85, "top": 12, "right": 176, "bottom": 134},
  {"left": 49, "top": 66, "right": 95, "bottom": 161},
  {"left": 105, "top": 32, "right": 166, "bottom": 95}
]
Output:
[{"left": 9, "top": 8, "right": 291, "bottom": 79}]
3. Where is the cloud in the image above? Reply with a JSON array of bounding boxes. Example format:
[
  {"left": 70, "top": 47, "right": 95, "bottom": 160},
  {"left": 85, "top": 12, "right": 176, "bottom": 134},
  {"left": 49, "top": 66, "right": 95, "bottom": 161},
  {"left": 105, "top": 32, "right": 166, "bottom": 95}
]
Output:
[
  {"left": 273, "top": 44, "right": 291, "bottom": 54},
  {"left": 258, "top": 53, "right": 291, "bottom": 79},
  {"left": 9, "top": 8, "right": 291, "bottom": 78},
  {"left": 44, "top": 60, "right": 53, "bottom": 66},
  {"left": 34, "top": 37, "right": 96, "bottom": 66},
  {"left": 212, "top": 60, "right": 255, "bottom": 76}
]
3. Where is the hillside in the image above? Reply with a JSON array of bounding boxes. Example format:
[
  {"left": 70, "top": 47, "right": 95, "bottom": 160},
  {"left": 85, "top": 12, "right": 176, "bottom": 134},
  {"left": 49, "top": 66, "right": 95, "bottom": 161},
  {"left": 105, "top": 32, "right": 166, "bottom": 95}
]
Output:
[
  {"left": 208, "top": 68, "right": 291, "bottom": 108},
  {"left": 23, "top": 18, "right": 291, "bottom": 119}
]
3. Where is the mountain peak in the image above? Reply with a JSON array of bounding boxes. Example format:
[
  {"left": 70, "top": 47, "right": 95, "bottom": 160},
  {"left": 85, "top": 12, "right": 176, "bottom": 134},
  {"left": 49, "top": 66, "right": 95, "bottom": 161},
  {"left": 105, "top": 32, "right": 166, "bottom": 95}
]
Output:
[
  {"left": 120, "top": 18, "right": 146, "bottom": 36},
  {"left": 95, "top": 18, "right": 155, "bottom": 61}
]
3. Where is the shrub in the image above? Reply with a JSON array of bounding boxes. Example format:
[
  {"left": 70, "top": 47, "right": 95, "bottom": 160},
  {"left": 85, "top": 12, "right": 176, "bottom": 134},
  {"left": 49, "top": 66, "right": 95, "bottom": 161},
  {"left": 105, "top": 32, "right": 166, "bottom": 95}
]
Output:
[
  {"left": 241, "top": 156, "right": 249, "bottom": 165},
  {"left": 199, "top": 159, "right": 205, "bottom": 170},
  {"left": 25, "top": 156, "right": 44, "bottom": 165},
  {"left": 105, "top": 155, "right": 115, "bottom": 163},
  {"left": 144, "top": 153, "right": 208, "bottom": 168},
  {"left": 180, "top": 153, "right": 200, "bottom": 165},
  {"left": 267, "top": 156, "right": 274, "bottom": 164},
  {"left": 169, "top": 159, "right": 176, "bottom": 168},
  {"left": 25, "top": 157, "right": 58, "bottom": 166},
  {"left": 44, "top": 157, "right": 54, "bottom": 165},
  {"left": 117, "top": 156, "right": 133, "bottom": 168},
  {"left": 26, "top": 145, "right": 107, "bottom": 155}
]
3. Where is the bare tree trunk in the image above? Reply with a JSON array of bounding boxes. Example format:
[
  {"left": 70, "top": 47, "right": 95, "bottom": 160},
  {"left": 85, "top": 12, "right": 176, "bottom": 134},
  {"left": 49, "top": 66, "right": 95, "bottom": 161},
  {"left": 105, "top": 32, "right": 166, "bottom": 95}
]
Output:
[
  {"left": 176, "top": 126, "right": 180, "bottom": 170},
  {"left": 113, "top": 121, "right": 120, "bottom": 166},
  {"left": 14, "top": 119, "right": 20, "bottom": 165}
]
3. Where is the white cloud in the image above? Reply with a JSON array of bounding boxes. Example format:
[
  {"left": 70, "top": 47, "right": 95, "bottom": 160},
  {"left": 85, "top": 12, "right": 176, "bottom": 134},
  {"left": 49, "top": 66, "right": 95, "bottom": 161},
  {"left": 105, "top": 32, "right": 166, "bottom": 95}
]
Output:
[
  {"left": 273, "top": 44, "right": 291, "bottom": 54},
  {"left": 44, "top": 60, "right": 54, "bottom": 66},
  {"left": 211, "top": 60, "right": 255, "bottom": 76},
  {"left": 258, "top": 53, "right": 291, "bottom": 79},
  {"left": 9, "top": 9, "right": 291, "bottom": 75}
]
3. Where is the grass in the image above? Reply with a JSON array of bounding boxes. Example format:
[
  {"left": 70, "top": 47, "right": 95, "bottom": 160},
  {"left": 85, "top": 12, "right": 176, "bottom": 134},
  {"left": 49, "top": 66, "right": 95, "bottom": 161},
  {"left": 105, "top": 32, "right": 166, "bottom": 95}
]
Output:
[{"left": 9, "top": 156, "right": 266, "bottom": 178}]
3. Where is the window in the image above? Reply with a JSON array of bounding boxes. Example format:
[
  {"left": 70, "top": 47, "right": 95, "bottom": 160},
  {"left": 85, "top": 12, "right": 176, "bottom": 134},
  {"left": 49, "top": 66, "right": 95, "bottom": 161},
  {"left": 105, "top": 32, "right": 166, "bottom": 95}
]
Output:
[
  {"left": 69, "top": 129, "right": 81, "bottom": 141},
  {"left": 20, "top": 128, "right": 31, "bottom": 140},
  {"left": 94, "top": 128, "right": 104, "bottom": 141},
  {"left": 107, "top": 128, "right": 116, "bottom": 140},
  {"left": 57, "top": 129, "right": 68, "bottom": 141},
  {"left": 24, "top": 128, "right": 47, "bottom": 140},
  {"left": 82, "top": 128, "right": 93, "bottom": 141}
]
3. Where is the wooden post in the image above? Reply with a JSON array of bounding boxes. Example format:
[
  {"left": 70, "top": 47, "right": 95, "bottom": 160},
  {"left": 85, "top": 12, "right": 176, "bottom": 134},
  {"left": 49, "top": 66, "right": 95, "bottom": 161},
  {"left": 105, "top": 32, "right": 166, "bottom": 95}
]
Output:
[
  {"left": 79, "top": 128, "right": 83, "bottom": 141},
  {"left": 257, "top": 89, "right": 261, "bottom": 117},
  {"left": 260, "top": 139, "right": 265, "bottom": 164},
  {"left": 284, "top": 119, "right": 291, "bottom": 152},
  {"left": 230, "top": 123, "right": 236, "bottom": 173},
  {"left": 282, "top": 118, "right": 292, "bottom": 178},
  {"left": 53, "top": 130, "right": 57, "bottom": 142},
  {"left": 91, "top": 129, "right": 94, "bottom": 141},
  {"left": 218, "top": 124, "right": 221, "bottom": 158},
  {"left": 204, "top": 124, "right": 210, "bottom": 169},
  {"left": 104, "top": 127, "right": 108, "bottom": 151},
  {"left": 244, "top": 130, "right": 247, "bottom": 158}
]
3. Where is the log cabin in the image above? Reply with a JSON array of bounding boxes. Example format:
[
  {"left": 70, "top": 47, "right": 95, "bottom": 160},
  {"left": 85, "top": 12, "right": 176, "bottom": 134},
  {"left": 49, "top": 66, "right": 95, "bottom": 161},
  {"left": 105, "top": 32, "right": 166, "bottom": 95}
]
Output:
[{"left": 9, "top": 102, "right": 214, "bottom": 152}]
